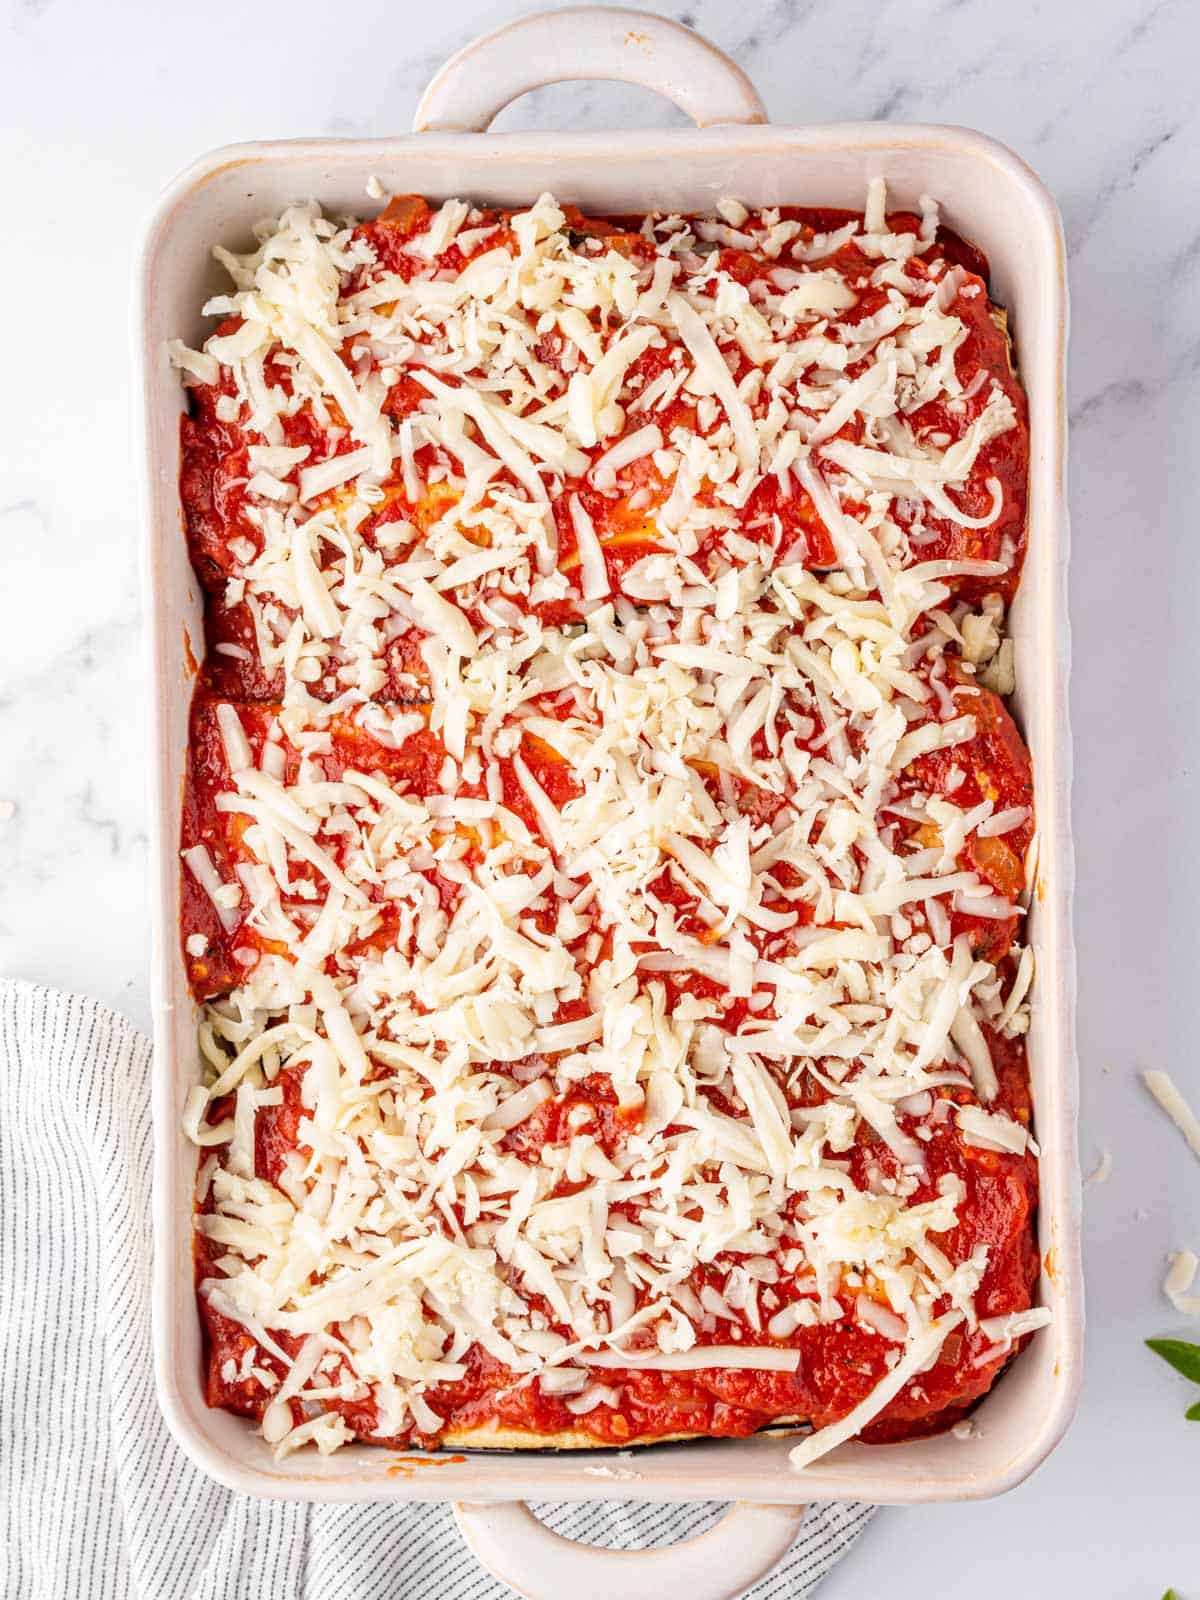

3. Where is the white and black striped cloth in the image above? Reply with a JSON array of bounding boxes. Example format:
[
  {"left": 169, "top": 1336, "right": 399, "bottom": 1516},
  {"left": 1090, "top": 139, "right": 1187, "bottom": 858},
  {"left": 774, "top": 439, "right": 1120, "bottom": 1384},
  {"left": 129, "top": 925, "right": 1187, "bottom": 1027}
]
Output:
[{"left": 0, "top": 981, "right": 874, "bottom": 1599}]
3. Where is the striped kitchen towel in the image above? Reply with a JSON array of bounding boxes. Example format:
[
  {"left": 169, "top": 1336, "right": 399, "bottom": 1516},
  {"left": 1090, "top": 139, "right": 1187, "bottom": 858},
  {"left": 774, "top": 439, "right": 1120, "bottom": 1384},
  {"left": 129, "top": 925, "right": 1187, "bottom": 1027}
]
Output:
[{"left": 0, "top": 981, "right": 874, "bottom": 1599}]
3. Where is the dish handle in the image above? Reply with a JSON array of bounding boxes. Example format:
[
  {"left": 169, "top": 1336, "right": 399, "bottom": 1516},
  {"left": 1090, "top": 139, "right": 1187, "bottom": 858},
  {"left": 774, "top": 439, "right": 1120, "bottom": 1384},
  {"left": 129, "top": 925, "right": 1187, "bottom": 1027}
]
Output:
[
  {"left": 452, "top": 1499, "right": 808, "bottom": 1600},
  {"left": 414, "top": 6, "right": 768, "bottom": 133}
]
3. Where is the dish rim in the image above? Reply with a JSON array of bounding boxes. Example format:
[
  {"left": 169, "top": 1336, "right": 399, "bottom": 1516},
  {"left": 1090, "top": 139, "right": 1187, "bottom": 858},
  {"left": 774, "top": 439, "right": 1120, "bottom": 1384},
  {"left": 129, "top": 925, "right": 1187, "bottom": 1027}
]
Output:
[{"left": 138, "top": 113, "right": 1080, "bottom": 1505}]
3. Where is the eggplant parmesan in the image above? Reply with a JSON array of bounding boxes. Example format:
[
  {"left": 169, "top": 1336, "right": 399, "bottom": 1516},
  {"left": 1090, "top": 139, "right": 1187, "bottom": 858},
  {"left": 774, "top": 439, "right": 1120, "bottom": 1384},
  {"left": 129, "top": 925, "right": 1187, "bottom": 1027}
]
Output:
[{"left": 171, "top": 180, "right": 1045, "bottom": 1463}]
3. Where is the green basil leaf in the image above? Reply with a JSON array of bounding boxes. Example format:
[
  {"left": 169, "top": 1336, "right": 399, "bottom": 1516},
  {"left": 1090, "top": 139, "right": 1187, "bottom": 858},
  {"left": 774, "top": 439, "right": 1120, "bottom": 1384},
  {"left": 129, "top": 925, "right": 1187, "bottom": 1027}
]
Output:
[
  {"left": 1186, "top": 1399, "right": 1200, "bottom": 1422},
  {"left": 1161, "top": 1590, "right": 1178, "bottom": 1600},
  {"left": 1145, "top": 1338, "right": 1200, "bottom": 1384}
]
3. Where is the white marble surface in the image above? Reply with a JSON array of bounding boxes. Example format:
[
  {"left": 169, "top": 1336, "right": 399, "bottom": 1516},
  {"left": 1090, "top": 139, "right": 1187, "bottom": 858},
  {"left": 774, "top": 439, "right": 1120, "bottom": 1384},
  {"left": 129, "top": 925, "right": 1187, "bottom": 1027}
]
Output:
[{"left": 2, "top": 0, "right": 1198, "bottom": 1588}]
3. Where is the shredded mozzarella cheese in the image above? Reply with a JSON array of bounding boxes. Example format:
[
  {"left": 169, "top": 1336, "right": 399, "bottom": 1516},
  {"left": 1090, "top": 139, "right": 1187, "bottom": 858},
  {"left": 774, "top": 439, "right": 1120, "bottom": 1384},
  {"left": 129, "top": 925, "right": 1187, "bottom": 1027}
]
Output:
[{"left": 174, "top": 179, "right": 1041, "bottom": 1462}]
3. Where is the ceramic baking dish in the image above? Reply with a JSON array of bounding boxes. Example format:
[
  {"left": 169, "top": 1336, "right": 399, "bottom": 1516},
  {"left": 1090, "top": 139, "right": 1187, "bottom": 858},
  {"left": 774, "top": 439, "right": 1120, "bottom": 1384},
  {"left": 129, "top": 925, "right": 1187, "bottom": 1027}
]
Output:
[{"left": 137, "top": 7, "right": 1081, "bottom": 1590}]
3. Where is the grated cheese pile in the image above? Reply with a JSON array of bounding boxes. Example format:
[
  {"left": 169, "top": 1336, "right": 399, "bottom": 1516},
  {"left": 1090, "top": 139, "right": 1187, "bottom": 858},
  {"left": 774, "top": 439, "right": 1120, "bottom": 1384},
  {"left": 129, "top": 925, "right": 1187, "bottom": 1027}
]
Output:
[{"left": 173, "top": 181, "right": 1043, "bottom": 1463}]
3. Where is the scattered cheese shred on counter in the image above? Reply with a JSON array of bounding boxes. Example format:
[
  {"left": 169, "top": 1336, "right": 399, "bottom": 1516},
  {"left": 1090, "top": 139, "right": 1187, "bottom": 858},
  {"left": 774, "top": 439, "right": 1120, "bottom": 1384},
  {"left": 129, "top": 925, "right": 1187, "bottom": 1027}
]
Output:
[
  {"left": 1085, "top": 1148, "right": 1113, "bottom": 1186},
  {"left": 1163, "top": 1250, "right": 1200, "bottom": 1318},
  {"left": 1142, "top": 1070, "right": 1200, "bottom": 1163}
]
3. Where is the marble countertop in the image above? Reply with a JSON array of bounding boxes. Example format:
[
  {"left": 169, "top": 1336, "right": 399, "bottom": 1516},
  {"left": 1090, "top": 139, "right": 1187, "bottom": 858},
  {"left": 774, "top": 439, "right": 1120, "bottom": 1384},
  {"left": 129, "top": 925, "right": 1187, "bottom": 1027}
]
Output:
[{"left": 3, "top": 0, "right": 1198, "bottom": 1588}]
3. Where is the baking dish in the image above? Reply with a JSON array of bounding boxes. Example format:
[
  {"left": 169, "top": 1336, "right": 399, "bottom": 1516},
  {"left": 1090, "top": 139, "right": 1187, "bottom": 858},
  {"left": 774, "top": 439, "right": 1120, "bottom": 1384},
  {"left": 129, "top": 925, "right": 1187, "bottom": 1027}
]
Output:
[{"left": 138, "top": 4, "right": 1080, "bottom": 1587}]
